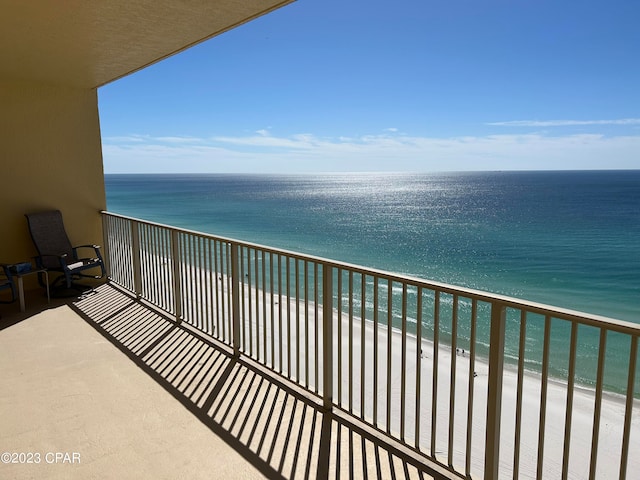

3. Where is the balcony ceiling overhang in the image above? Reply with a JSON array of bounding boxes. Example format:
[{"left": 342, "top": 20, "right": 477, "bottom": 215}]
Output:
[{"left": 1, "top": 0, "right": 294, "bottom": 89}]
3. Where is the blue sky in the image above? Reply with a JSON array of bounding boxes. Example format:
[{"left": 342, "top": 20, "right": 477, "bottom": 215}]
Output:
[{"left": 99, "top": 0, "right": 640, "bottom": 173}]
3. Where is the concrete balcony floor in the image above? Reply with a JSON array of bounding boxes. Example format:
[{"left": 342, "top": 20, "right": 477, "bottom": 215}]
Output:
[{"left": 0, "top": 283, "right": 440, "bottom": 480}]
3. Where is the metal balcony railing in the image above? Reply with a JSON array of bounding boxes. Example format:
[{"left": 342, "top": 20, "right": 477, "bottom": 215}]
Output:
[{"left": 101, "top": 211, "right": 639, "bottom": 480}]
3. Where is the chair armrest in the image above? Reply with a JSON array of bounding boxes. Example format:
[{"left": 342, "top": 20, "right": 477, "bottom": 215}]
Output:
[
  {"left": 72, "top": 245, "right": 103, "bottom": 260},
  {"left": 35, "top": 253, "right": 71, "bottom": 270},
  {"left": 74, "top": 244, "right": 101, "bottom": 249},
  {"left": 0, "top": 263, "right": 14, "bottom": 280}
]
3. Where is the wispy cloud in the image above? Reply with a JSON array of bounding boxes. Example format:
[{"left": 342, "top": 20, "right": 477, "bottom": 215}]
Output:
[
  {"left": 487, "top": 118, "right": 640, "bottom": 127},
  {"left": 104, "top": 134, "right": 204, "bottom": 144},
  {"left": 102, "top": 130, "right": 640, "bottom": 174}
]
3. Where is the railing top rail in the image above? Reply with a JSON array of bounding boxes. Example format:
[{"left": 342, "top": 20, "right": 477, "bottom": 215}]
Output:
[{"left": 101, "top": 210, "right": 640, "bottom": 335}]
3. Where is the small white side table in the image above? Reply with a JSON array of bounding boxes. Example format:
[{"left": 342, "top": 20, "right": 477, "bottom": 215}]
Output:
[{"left": 16, "top": 269, "right": 50, "bottom": 312}]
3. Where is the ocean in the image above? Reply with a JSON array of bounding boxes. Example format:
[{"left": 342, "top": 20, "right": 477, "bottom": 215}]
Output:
[
  {"left": 105, "top": 170, "right": 639, "bottom": 321},
  {"left": 105, "top": 170, "right": 640, "bottom": 391}
]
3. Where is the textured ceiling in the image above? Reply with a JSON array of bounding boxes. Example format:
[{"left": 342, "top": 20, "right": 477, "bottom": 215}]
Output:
[{"left": 1, "top": 0, "right": 293, "bottom": 88}]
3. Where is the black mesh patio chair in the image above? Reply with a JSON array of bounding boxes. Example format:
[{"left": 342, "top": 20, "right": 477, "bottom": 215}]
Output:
[
  {"left": 25, "top": 210, "right": 105, "bottom": 289},
  {"left": 0, "top": 264, "right": 17, "bottom": 303}
]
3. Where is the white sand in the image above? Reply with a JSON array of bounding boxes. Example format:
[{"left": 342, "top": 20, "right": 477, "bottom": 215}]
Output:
[
  {"left": 135, "top": 253, "right": 640, "bottom": 479},
  {"left": 228, "top": 279, "right": 639, "bottom": 479}
]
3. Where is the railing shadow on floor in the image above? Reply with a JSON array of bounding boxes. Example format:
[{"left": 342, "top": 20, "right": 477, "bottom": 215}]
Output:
[{"left": 70, "top": 283, "right": 444, "bottom": 480}]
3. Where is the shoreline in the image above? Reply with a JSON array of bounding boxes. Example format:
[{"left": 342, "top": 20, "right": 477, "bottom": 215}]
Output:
[
  {"left": 132, "top": 246, "right": 640, "bottom": 478},
  {"left": 176, "top": 269, "right": 639, "bottom": 479}
]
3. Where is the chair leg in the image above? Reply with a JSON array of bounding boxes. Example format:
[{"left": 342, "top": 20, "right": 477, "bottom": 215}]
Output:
[{"left": 64, "top": 271, "right": 73, "bottom": 289}]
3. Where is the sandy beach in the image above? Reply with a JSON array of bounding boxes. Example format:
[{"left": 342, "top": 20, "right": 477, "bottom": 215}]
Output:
[{"left": 170, "top": 263, "right": 640, "bottom": 479}]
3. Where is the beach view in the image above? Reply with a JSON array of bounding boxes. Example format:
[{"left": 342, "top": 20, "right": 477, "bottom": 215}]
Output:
[
  {"left": 2, "top": 0, "right": 639, "bottom": 479},
  {"left": 102, "top": 171, "right": 639, "bottom": 478}
]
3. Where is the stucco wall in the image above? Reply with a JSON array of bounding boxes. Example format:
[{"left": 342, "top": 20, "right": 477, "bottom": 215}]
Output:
[{"left": 0, "top": 80, "right": 106, "bottom": 279}]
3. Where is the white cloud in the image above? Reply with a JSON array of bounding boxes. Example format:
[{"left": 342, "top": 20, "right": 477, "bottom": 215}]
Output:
[
  {"left": 154, "top": 136, "right": 203, "bottom": 143},
  {"left": 211, "top": 134, "right": 314, "bottom": 149},
  {"left": 487, "top": 118, "right": 640, "bottom": 127},
  {"left": 102, "top": 131, "right": 640, "bottom": 173},
  {"left": 104, "top": 134, "right": 203, "bottom": 144}
]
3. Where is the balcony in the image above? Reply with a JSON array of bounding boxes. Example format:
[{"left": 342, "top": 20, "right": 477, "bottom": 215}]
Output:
[
  {"left": 1, "top": 284, "right": 434, "bottom": 479},
  {"left": 2, "top": 211, "right": 638, "bottom": 479}
]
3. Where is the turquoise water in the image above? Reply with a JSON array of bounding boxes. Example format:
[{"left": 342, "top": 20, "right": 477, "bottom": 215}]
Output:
[
  {"left": 105, "top": 171, "right": 639, "bottom": 321},
  {"left": 105, "top": 171, "right": 640, "bottom": 391}
]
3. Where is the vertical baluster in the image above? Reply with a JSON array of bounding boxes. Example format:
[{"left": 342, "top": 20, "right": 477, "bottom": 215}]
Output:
[
  {"left": 131, "top": 220, "right": 142, "bottom": 298},
  {"left": 401, "top": 283, "right": 408, "bottom": 442},
  {"left": 295, "top": 259, "right": 300, "bottom": 381},
  {"left": 322, "top": 263, "right": 333, "bottom": 411},
  {"left": 177, "top": 231, "right": 186, "bottom": 323},
  {"left": 207, "top": 239, "right": 214, "bottom": 335},
  {"left": 153, "top": 226, "right": 159, "bottom": 305},
  {"left": 219, "top": 242, "right": 225, "bottom": 342},
  {"left": 588, "top": 329, "right": 607, "bottom": 480},
  {"left": 315, "top": 262, "right": 319, "bottom": 393},
  {"left": 277, "top": 254, "right": 283, "bottom": 374},
  {"left": 115, "top": 217, "right": 124, "bottom": 286},
  {"left": 148, "top": 225, "right": 154, "bottom": 302},
  {"left": 262, "top": 250, "right": 267, "bottom": 364},
  {"left": 431, "top": 291, "right": 440, "bottom": 458},
  {"left": 116, "top": 217, "right": 124, "bottom": 286},
  {"left": 305, "top": 260, "right": 309, "bottom": 389},
  {"left": 286, "top": 256, "right": 291, "bottom": 380},
  {"left": 225, "top": 243, "right": 234, "bottom": 344},
  {"left": 160, "top": 228, "right": 167, "bottom": 310},
  {"left": 164, "top": 228, "right": 170, "bottom": 310},
  {"left": 193, "top": 236, "right": 200, "bottom": 329},
  {"left": 166, "top": 229, "right": 173, "bottom": 312},
  {"left": 373, "top": 276, "right": 379, "bottom": 428},
  {"left": 199, "top": 236, "right": 206, "bottom": 331},
  {"left": 192, "top": 236, "right": 197, "bottom": 325},
  {"left": 561, "top": 321, "right": 578, "bottom": 480},
  {"left": 148, "top": 227, "right": 152, "bottom": 302},
  {"left": 188, "top": 234, "right": 196, "bottom": 324},
  {"left": 157, "top": 227, "right": 164, "bottom": 308},
  {"left": 112, "top": 217, "right": 118, "bottom": 284},
  {"left": 126, "top": 218, "right": 133, "bottom": 289},
  {"left": 100, "top": 214, "right": 111, "bottom": 279},
  {"left": 620, "top": 335, "right": 638, "bottom": 480},
  {"left": 200, "top": 237, "right": 207, "bottom": 331},
  {"left": 201, "top": 238, "right": 207, "bottom": 332},
  {"left": 138, "top": 223, "right": 146, "bottom": 298},
  {"left": 270, "top": 252, "right": 275, "bottom": 370},
  {"left": 361, "top": 273, "right": 366, "bottom": 420},
  {"left": 113, "top": 216, "right": 120, "bottom": 283},
  {"left": 189, "top": 234, "right": 199, "bottom": 328},
  {"left": 182, "top": 233, "right": 189, "bottom": 322},
  {"left": 247, "top": 248, "right": 254, "bottom": 356},
  {"left": 230, "top": 242, "right": 241, "bottom": 356},
  {"left": 513, "top": 310, "right": 527, "bottom": 479},
  {"left": 387, "top": 279, "right": 393, "bottom": 434},
  {"left": 239, "top": 246, "right": 245, "bottom": 348},
  {"left": 465, "top": 299, "right": 478, "bottom": 476},
  {"left": 157, "top": 227, "right": 163, "bottom": 306},
  {"left": 348, "top": 270, "right": 354, "bottom": 413},
  {"left": 415, "top": 286, "right": 423, "bottom": 450},
  {"left": 129, "top": 219, "right": 134, "bottom": 289},
  {"left": 537, "top": 316, "right": 552, "bottom": 479},
  {"left": 191, "top": 234, "right": 198, "bottom": 324},
  {"left": 110, "top": 217, "right": 117, "bottom": 284},
  {"left": 337, "top": 269, "right": 343, "bottom": 406},
  {"left": 448, "top": 295, "right": 459, "bottom": 467},
  {"left": 484, "top": 301, "right": 506, "bottom": 480},
  {"left": 140, "top": 224, "right": 148, "bottom": 300},
  {"left": 213, "top": 240, "right": 220, "bottom": 336},
  {"left": 110, "top": 216, "right": 116, "bottom": 283}
]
